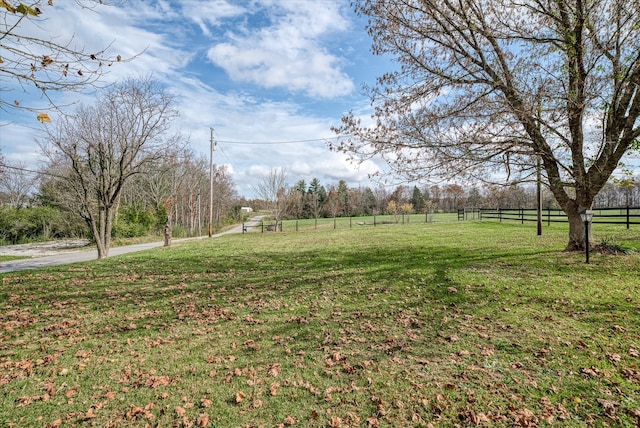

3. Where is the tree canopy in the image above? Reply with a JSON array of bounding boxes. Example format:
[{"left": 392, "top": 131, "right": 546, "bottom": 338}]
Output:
[{"left": 333, "top": 0, "right": 640, "bottom": 250}]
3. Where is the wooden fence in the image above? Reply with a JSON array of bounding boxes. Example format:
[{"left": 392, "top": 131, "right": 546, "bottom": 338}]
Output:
[
  {"left": 241, "top": 207, "right": 639, "bottom": 233},
  {"left": 478, "top": 207, "right": 639, "bottom": 229}
]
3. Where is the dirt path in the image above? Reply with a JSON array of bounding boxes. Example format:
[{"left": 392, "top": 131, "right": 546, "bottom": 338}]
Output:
[{"left": 0, "top": 216, "right": 263, "bottom": 274}]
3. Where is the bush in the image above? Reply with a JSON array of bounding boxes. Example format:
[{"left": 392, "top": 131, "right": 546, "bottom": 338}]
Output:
[
  {"left": 112, "top": 206, "right": 158, "bottom": 238},
  {"left": 0, "top": 206, "right": 87, "bottom": 244}
]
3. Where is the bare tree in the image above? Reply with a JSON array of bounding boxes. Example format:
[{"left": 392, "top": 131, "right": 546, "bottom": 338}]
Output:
[
  {"left": 333, "top": 0, "right": 640, "bottom": 250},
  {"left": 40, "top": 78, "right": 179, "bottom": 258},
  {"left": 0, "top": 161, "right": 36, "bottom": 207},
  {"left": 212, "top": 165, "right": 237, "bottom": 227},
  {"left": 0, "top": 0, "right": 130, "bottom": 114},
  {"left": 253, "top": 167, "right": 288, "bottom": 226}
]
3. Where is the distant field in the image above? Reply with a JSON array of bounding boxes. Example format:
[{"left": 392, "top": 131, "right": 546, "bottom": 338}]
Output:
[
  {"left": 273, "top": 212, "right": 463, "bottom": 232},
  {"left": 1, "top": 222, "right": 639, "bottom": 427}
]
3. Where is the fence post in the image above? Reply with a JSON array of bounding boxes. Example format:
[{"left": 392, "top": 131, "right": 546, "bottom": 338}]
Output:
[
  {"left": 350, "top": 217, "right": 352, "bottom": 229},
  {"left": 374, "top": 215, "right": 377, "bottom": 226},
  {"left": 261, "top": 222, "right": 264, "bottom": 233},
  {"left": 499, "top": 207, "right": 502, "bottom": 222},
  {"left": 334, "top": 217, "right": 337, "bottom": 229},
  {"left": 521, "top": 208, "right": 524, "bottom": 225},
  {"left": 627, "top": 206, "right": 630, "bottom": 229},
  {"left": 296, "top": 220, "right": 298, "bottom": 232},
  {"left": 547, "top": 207, "right": 551, "bottom": 226}
]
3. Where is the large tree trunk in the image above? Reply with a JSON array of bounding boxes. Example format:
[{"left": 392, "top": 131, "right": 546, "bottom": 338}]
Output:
[
  {"left": 563, "top": 204, "right": 592, "bottom": 252},
  {"left": 89, "top": 217, "right": 107, "bottom": 260}
]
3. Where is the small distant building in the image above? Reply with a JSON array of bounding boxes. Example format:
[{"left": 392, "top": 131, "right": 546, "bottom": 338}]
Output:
[{"left": 240, "top": 207, "right": 253, "bottom": 213}]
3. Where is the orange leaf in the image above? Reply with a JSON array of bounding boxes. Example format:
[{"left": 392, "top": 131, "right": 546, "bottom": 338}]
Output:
[
  {"left": 235, "top": 391, "right": 246, "bottom": 403},
  {"left": 175, "top": 406, "right": 186, "bottom": 417},
  {"left": 37, "top": 113, "right": 51, "bottom": 123}
]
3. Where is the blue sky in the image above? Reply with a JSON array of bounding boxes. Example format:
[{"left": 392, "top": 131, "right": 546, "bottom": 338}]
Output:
[{"left": 1, "top": 0, "right": 392, "bottom": 197}]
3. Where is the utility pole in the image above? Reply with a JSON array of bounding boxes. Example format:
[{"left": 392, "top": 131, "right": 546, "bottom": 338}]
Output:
[
  {"left": 208, "top": 127, "right": 216, "bottom": 238},
  {"left": 536, "top": 155, "right": 543, "bottom": 236}
]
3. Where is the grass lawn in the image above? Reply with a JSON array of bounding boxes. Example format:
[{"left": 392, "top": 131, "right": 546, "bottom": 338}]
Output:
[
  {"left": 1, "top": 222, "right": 639, "bottom": 427},
  {"left": 0, "top": 256, "right": 28, "bottom": 263}
]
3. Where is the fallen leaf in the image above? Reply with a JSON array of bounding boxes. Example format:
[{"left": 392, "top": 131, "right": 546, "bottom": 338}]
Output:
[
  {"left": 175, "top": 406, "right": 186, "bottom": 417},
  {"left": 200, "top": 397, "right": 213, "bottom": 408},
  {"left": 606, "top": 353, "right": 621, "bottom": 363},
  {"left": 270, "top": 382, "right": 280, "bottom": 396},
  {"left": 284, "top": 415, "right": 296, "bottom": 425},
  {"left": 75, "top": 349, "right": 91, "bottom": 358},
  {"left": 196, "top": 413, "right": 210, "bottom": 427},
  {"left": 512, "top": 408, "right": 537, "bottom": 426},
  {"left": 268, "top": 363, "right": 282, "bottom": 377},
  {"left": 367, "top": 415, "right": 379, "bottom": 427},
  {"left": 597, "top": 398, "right": 618, "bottom": 419},
  {"left": 235, "top": 391, "right": 246, "bottom": 403},
  {"left": 44, "top": 419, "right": 62, "bottom": 428},
  {"left": 329, "top": 416, "right": 342, "bottom": 427}
]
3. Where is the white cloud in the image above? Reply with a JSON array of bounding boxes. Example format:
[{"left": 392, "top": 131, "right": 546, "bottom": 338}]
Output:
[
  {"left": 1, "top": 0, "right": 386, "bottom": 199},
  {"left": 178, "top": 0, "right": 247, "bottom": 35},
  {"left": 206, "top": 2, "right": 354, "bottom": 98}
]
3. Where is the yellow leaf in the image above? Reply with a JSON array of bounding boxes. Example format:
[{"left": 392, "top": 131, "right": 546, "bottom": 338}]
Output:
[
  {"left": 37, "top": 113, "right": 51, "bottom": 123},
  {"left": 0, "top": 0, "right": 16, "bottom": 13}
]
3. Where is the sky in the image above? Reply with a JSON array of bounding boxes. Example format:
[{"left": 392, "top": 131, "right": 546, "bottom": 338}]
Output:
[{"left": 1, "top": 0, "right": 392, "bottom": 197}]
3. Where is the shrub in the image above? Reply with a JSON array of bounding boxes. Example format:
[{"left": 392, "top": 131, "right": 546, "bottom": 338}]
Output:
[{"left": 112, "top": 206, "right": 158, "bottom": 238}]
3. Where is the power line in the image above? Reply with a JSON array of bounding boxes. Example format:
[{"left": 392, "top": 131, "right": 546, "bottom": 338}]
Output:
[
  {"left": 216, "top": 136, "right": 345, "bottom": 145},
  {"left": 216, "top": 144, "right": 237, "bottom": 172},
  {"left": 0, "top": 163, "right": 68, "bottom": 180}
]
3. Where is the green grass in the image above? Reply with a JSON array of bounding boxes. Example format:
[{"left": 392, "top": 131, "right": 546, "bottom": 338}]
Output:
[
  {"left": 276, "top": 213, "right": 460, "bottom": 232},
  {"left": 1, "top": 222, "right": 639, "bottom": 427},
  {"left": 0, "top": 256, "right": 28, "bottom": 262}
]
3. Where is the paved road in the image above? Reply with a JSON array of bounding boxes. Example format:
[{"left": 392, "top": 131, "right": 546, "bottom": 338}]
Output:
[{"left": 0, "top": 216, "right": 263, "bottom": 274}]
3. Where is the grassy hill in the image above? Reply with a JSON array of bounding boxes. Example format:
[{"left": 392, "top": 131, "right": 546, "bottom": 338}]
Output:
[{"left": 1, "top": 222, "right": 639, "bottom": 427}]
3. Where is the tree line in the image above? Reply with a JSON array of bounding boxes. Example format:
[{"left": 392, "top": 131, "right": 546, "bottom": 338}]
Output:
[
  {"left": 249, "top": 168, "right": 640, "bottom": 223},
  {"left": 0, "top": 152, "right": 239, "bottom": 247},
  {"left": 0, "top": 80, "right": 238, "bottom": 252},
  {"left": 2, "top": 148, "right": 638, "bottom": 246}
]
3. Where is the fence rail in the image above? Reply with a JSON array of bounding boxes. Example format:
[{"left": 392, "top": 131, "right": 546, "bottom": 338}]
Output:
[
  {"left": 244, "top": 213, "right": 459, "bottom": 233},
  {"left": 241, "top": 207, "right": 639, "bottom": 234},
  {"left": 478, "top": 207, "right": 640, "bottom": 229}
]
